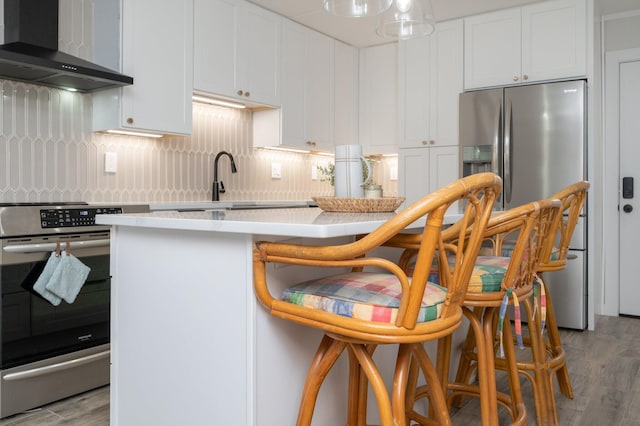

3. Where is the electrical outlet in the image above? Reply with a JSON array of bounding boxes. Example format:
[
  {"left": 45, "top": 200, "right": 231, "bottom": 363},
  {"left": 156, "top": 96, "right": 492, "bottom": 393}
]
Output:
[
  {"left": 311, "top": 165, "right": 318, "bottom": 181},
  {"left": 271, "top": 163, "right": 282, "bottom": 179},
  {"left": 105, "top": 152, "right": 117, "bottom": 173},
  {"left": 390, "top": 166, "right": 398, "bottom": 181}
]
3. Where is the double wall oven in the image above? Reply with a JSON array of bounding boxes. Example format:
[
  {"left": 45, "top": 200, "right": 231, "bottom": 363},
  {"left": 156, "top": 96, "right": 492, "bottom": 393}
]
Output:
[{"left": 0, "top": 202, "right": 148, "bottom": 418}]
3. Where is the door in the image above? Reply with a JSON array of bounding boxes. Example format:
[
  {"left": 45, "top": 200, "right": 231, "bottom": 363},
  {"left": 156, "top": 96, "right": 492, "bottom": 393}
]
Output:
[
  {"left": 618, "top": 60, "right": 640, "bottom": 316},
  {"left": 458, "top": 88, "right": 503, "bottom": 204},
  {"left": 504, "top": 81, "right": 586, "bottom": 209}
]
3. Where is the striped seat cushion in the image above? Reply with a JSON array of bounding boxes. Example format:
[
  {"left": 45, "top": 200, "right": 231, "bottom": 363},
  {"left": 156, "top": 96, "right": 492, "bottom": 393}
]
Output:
[
  {"left": 480, "top": 241, "right": 560, "bottom": 261},
  {"left": 466, "top": 256, "right": 510, "bottom": 292},
  {"left": 281, "top": 272, "right": 447, "bottom": 324},
  {"left": 411, "top": 256, "right": 510, "bottom": 293}
]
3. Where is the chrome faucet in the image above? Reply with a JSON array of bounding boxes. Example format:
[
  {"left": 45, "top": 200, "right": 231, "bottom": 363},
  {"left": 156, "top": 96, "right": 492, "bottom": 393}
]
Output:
[{"left": 212, "top": 151, "right": 238, "bottom": 201}]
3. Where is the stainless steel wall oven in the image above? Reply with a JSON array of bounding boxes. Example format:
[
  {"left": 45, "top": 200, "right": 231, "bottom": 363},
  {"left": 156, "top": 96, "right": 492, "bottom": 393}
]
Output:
[{"left": 0, "top": 202, "right": 148, "bottom": 418}]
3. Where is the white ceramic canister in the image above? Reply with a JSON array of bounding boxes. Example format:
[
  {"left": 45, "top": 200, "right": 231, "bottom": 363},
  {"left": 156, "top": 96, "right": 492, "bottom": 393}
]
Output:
[{"left": 334, "top": 145, "right": 372, "bottom": 198}]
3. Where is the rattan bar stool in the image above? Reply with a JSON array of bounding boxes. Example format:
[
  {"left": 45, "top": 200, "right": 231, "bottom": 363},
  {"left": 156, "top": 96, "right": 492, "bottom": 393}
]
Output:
[
  {"left": 492, "top": 181, "right": 589, "bottom": 425},
  {"left": 392, "top": 198, "right": 562, "bottom": 425},
  {"left": 252, "top": 173, "right": 501, "bottom": 425}
]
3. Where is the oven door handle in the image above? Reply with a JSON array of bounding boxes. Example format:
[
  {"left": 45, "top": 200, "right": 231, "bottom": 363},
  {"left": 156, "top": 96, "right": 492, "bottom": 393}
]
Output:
[
  {"left": 3, "top": 239, "right": 110, "bottom": 254},
  {"left": 2, "top": 350, "right": 110, "bottom": 381}
]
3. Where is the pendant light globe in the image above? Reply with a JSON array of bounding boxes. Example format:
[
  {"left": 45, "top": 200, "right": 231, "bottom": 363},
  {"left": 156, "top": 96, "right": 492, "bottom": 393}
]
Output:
[
  {"left": 376, "top": 0, "right": 435, "bottom": 39},
  {"left": 323, "top": 0, "right": 392, "bottom": 18}
]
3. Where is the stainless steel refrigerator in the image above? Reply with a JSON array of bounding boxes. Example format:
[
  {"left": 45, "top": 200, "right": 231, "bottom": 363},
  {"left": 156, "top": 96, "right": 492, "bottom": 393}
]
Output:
[{"left": 459, "top": 80, "right": 587, "bottom": 330}]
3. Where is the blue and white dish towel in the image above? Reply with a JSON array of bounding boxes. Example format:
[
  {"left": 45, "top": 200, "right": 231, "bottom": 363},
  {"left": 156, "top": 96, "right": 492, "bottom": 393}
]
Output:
[{"left": 33, "top": 251, "right": 91, "bottom": 306}]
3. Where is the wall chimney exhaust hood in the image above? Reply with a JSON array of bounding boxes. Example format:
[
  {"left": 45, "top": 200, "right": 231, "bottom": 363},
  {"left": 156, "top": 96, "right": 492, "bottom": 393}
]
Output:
[{"left": 0, "top": 0, "right": 133, "bottom": 93}]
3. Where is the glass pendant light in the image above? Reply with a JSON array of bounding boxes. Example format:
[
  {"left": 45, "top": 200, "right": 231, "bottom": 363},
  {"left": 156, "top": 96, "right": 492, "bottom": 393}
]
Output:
[
  {"left": 323, "top": 0, "right": 392, "bottom": 18},
  {"left": 376, "top": 0, "right": 435, "bottom": 39}
]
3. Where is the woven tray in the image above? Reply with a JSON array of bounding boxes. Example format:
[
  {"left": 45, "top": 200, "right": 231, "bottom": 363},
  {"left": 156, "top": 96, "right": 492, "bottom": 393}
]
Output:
[{"left": 312, "top": 196, "right": 405, "bottom": 213}]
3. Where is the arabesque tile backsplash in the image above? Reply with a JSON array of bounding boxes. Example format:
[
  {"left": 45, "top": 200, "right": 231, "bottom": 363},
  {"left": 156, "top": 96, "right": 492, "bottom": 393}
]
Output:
[
  {"left": 0, "top": 0, "right": 397, "bottom": 204},
  {"left": 0, "top": 82, "right": 398, "bottom": 203}
]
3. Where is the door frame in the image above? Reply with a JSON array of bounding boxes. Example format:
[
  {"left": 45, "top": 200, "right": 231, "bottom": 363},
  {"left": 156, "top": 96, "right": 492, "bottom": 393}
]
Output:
[{"left": 602, "top": 48, "right": 640, "bottom": 316}]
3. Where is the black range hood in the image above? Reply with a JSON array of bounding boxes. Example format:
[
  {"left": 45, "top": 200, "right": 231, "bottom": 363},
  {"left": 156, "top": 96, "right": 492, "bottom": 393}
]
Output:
[{"left": 0, "top": 0, "right": 133, "bottom": 93}]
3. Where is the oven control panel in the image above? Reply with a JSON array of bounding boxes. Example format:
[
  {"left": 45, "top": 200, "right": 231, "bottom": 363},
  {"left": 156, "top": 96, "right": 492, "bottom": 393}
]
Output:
[{"left": 40, "top": 207, "right": 123, "bottom": 228}]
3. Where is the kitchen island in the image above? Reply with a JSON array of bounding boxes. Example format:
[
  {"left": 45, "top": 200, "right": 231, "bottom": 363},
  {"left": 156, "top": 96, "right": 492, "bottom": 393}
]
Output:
[{"left": 97, "top": 207, "right": 460, "bottom": 426}]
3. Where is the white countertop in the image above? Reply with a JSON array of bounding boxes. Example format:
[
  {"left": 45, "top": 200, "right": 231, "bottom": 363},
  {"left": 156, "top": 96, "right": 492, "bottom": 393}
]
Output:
[
  {"left": 97, "top": 207, "right": 463, "bottom": 238},
  {"left": 97, "top": 208, "right": 400, "bottom": 238}
]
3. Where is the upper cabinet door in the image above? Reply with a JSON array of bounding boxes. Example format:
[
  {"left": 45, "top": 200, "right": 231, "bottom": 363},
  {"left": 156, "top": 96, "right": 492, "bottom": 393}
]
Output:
[
  {"left": 334, "top": 40, "right": 359, "bottom": 146},
  {"left": 464, "top": 8, "right": 521, "bottom": 89},
  {"left": 359, "top": 43, "right": 398, "bottom": 155},
  {"left": 279, "top": 20, "right": 334, "bottom": 151},
  {"left": 237, "top": 3, "right": 281, "bottom": 106},
  {"left": 399, "top": 19, "right": 463, "bottom": 149},
  {"left": 430, "top": 20, "right": 464, "bottom": 148},
  {"left": 304, "top": 29, "right": 334, "bottom": 150},
  {"left": 93, "top": 0, "right": 193, "bottom": 136},
  {"left": 194, "top": 0, "right": 281, "bottom": 107},
  {"left": 398, "top": 35, "right": 431, "bottom": 148},
  {"left": 193, "top": 0, "right": 236, "bottom": 99},
  {"left": 280, "top": 20, "right": 307, "bottom": 147},
  {"left": 521, "top": 0, "right": 586, "bottom": 82},
  {"left": 464, "top": 0, "right": 587, "bottom": 90}
]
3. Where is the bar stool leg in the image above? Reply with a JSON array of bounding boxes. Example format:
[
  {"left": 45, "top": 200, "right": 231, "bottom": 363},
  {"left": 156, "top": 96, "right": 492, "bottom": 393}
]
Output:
[
  {"left": 347, "top": 347, "right": 370, "bottom": 426},
  {"left": 349, "top": 343, "right": 396, "bottom": 425},
  {"left": 296, "top": 335, "right": 347, "bottom": 425},
  {"left": 501, "top": 312, "right": 528, "bottom": 425},
  {"left": 540, "top": 274, "right": 574, "bottom": 399},
  {"left": 451, "top": 307, "right": 484, "bottom": 408},
  {"left": 448, "top": 306, "right": 500, "bottom": 425},
  {"left": 523, "top": 297, "right": 558, "bottom": 425},
  {"left": 411, "top": 343, "right": 453, "bottom": 426}
]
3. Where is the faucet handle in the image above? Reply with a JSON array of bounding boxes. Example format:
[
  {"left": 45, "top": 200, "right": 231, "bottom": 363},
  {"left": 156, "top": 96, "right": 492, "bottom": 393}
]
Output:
[{"left": 219, "top": 181, "right": 226, "bottom": 194}]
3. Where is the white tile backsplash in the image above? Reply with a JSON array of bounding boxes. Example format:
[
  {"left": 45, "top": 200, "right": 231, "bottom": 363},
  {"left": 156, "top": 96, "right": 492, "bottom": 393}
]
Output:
[
  {"left": 0, "top": 0, "right": 398, "bottom": 204},
  {"left": 0, "top": 86, "right": 397, "bottom": 203}
]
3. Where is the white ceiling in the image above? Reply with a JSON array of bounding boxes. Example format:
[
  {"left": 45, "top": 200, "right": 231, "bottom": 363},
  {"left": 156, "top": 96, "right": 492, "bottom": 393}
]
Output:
[{"left": 247, "top": 0, "right": 640, "bottom": 47}]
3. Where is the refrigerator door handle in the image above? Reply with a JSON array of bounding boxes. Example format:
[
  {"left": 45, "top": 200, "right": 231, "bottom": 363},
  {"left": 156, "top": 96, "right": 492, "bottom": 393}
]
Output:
[
  {"left": 493, "top": 100, "right": 501, "bottom": 176},
  {"left": 504, "top": 97, "right": 513, "bottom": 203}
]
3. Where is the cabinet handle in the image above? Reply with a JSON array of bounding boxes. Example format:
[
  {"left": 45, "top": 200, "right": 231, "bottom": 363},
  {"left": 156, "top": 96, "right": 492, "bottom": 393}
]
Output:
[
  {"left": 523, "top": 74, "right": 529, "bottom": 81},
  {"left": 305, "top": 141, "right": 317, "bottom": 147},
  {"left": 512, "top": 75, "right": 519, "bottom": 82},
  {"left": 237, "top": 90, "right": 244, "bottom": 96},
  {"left": 421, "top": 140, "right": 428, "bottom": 145},
  {"left": 126, "top": 117, "right": 133, "bottom": 124},
  {"left": 244, "top": 91, "right": 250, "bottom": 97},
  {"left": 429, "top": 140, "right": 435, "bottom": 145}
]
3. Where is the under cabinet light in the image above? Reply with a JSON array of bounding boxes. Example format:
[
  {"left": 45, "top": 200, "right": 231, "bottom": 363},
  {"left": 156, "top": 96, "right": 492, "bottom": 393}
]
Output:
[
  {"left": 311, "top": 150, "right": 335, "bottom": 156},
  {"left": 105, "top": 130, "right": 163, "bottom": 138},
  {"left": 192, "top": 95, "right": 246, "bottom": 109},
  {"left": 260, "top": 146, "right": 311, "bottom": 154}
]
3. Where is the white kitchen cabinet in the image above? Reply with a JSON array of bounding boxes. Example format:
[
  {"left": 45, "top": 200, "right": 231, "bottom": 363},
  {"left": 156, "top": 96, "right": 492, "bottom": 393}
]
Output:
[
  {"left": 398, "top": 146, "right": 459, "bottom": 207},
  {"left": 398, "top": 19, "right": 463, "bottom": 149},
  {"left": 464, "top": 0, "right": 586, "bottom": 89},
  {"left": 334, "top": 40, "right": 359, "bottom": 146},
  {"left": 92, "top": 0, "right": 193, "bottom": 136},
  {"left": 359, "top": 43, "right": 397, "bottom": 155},
  {"left": 521, "top": 0, "right": 586, "bottom": 83},
  {"left": 193, "top": 0, "right": 281, "bottom": 107},
  {"left": 255, "top": 20, "right": 333, "bottom": 151}
]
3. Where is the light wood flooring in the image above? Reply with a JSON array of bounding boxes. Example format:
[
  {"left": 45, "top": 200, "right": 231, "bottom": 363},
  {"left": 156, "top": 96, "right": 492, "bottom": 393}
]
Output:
[{"left": 1, "top": 315, "right": 639, "bottom": 425}]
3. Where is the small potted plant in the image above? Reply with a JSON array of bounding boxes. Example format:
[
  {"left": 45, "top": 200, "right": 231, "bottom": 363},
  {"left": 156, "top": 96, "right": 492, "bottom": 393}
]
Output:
[{"left": 317, "top": 163, "right": 335, "bottom": 186}]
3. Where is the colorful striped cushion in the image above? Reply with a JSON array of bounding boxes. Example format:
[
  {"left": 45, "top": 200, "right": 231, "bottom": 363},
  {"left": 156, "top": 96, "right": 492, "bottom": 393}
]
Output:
[
  {"left": 281, "top": 272, "right": 447, "bottom": 324},
  {"left": 466, "top": 256, "right": 510, "bottom": 292},
  {"left": 411, "top": 256, "right": 510, "bottom": 293},
  {"left": 480, "top": 241, "right": 560, "bottom": 261}
]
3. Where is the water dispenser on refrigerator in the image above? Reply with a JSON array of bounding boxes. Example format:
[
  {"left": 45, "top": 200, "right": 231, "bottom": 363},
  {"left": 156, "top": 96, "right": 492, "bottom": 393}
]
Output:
[{"left": 461, "top": 145, "right": 494, "bottom": 177}]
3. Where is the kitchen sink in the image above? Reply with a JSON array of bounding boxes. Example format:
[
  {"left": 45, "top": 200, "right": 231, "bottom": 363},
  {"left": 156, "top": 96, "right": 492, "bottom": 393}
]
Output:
[
  {"left": 149, "top": 201, "right": 316, "bottom": 212},
  {"left": 224, "top": 201, "right": 313, "bottom": 210}
]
